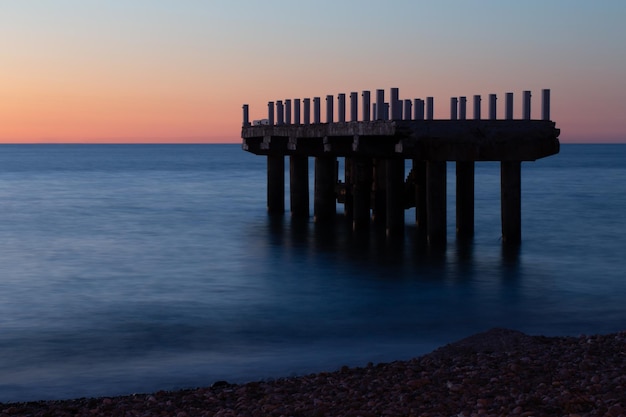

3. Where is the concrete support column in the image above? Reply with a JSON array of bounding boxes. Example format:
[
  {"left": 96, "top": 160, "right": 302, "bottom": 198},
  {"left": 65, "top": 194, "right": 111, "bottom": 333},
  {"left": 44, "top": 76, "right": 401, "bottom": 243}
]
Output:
[
  {"left": 376, "top": 89, "right": 385, "bottom": 120},
  {"left": 372, "top": 159, "right": 387, "bottom": 224},
  {"left": 426, "top": 97, "right": 434, "bottom": 120},
  {"left": 343, "top": 157, "right": 353, "bottom": 217},
  {"left": 427, "top": 161, "right": 447, "bottom": 246},
  {"left": 390, "top": 88, "right": 400, "bottom": 120},
  {"left": 303, "top": 98, "right": 311, "bottom": 125},
  {"left": 352, "top": 157, "right": 372, "bottom": 231},
  {"left": 294, "top": 99, "right": 301, "bottom": 125},
  {"left": 413, "top": 159, "right": 428, "bottom": 236},
  {"left": 338, "top": 93, "right": 346, "bottom": 122},
  {"left": 362, "top": 91, "right": 371, "bottom": 121},
  {"left": 289, "top": 155, "right": 309, "bottom": 218},
  {"left": 314, "top": 156, "right": 336, "bottom": 222},
  {"left": 501, "top": 161, "right": 521, "bottom": 244},
  {"left": 276, "top": 101, "right": 284, "bottom": 125},
  {"left": 505, "top": 93, "right": 514, "bottom": 120},
  {"left": 404, "top": 99, "right": 412, "bottom": 120},
  {"left": 285, "top": 99, "right": 291, "bottom": 125},
  {"left": 542, "top": 89, "right": 550, "bottom": 120},
  {"left": 267, "top": 155, "right": 284, "bottom": 213},
  {"left": 523, "top": 91, "right": 531, "bottom": 120},
  {"left": 414, "top": 99, "right": 425, "bottom": 120},
  {"left": 459, "top": 97, "right": 467, "bottom": 120},
  {"left": 386, "top": 158, "right": 405, "bottom": 237},
  {"left": 313, "top": 97, "right": 321, "bottom": 124},
  {"left": 350, "top": 92, "right": 358, "bottom": 122},
  {"left": 456, "top": 161, "right": 474, "bottom": 238},
  {"left": 473, "top": 95, "right": 481, "bottom": 120},
  {"left": 450, "top": 97, "right": 458, "bottom": 120},
  {"left": 242, "top": 104, "right": 250, "bottom": 127},
  {"left": 268, "top": 101, "right": 275, "bottom": 125},
  {"left": 326, "top": 95, "right": 334, "bottom": 123}
]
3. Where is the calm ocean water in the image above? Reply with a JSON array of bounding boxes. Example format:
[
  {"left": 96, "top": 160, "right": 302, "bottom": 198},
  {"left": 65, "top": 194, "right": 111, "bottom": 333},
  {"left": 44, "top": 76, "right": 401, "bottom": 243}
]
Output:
[{"left": 1, "top": 144, "right": 625, "bottom": 402}]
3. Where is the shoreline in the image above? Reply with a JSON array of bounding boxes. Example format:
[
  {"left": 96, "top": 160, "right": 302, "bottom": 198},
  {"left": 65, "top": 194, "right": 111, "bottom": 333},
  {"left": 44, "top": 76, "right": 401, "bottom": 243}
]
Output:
[{"left": 2, "top": 328, "right": 625, "bottom": 416}]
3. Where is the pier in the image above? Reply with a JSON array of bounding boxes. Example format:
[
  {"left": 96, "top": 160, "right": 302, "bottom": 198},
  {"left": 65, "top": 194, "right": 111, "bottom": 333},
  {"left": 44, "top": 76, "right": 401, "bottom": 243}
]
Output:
[{"left": 241, "top": 88, "right": 560, "bottom": 245}]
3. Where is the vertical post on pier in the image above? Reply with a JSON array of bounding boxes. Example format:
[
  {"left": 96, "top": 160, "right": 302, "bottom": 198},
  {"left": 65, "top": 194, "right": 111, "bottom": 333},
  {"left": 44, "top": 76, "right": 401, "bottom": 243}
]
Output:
[
  {"left": 276, "top": 101, "right": 284, "bottom": 125},
  {"left": 376, "top": 89, "right": 385, "bottom": 120},
  {"left": 352, "top": 157, "right": 372, "bottom": 231},
  {"left": 285, "top": 99, "right": 291, "bottom": 125},
  {"left": 290, "top": 155, "right": 309, "bottom": 218},
  {"left": 414, "top": 99, "right": 425, "bottom": 120},
  {"left": 362, "top": 91, "right": 371, "bottom": 121},
  {"left": 313, "top": 97, "right": 321, "bottom": 124},
  {"left": 542, "top": 89, "right": 550, "bottom": 120},
  {"left": 473, "top": 95, "right": 481, "bottom": 120},
  {"left": 523, "top": 91, "right": 531, "bottom": 120},
  {"left": 314, "top": 155, "right": 336, "bottom": 223},
  {"left": 501, "top": 161, "right": 521, "bottom": 244},
  {"left": 268, "top": 102, "right": 275, "bottom": 126},
  {"left": 456, "top": 93, "right": 475, "bottom": 239},
  {"left": 338, "top": 93, "right": 346, "bottom": 123},
  {"left": 426, "top": 99, "right": 445, "bottom": 245},
  {"left": 350, "top": 92, "right": 358, "bottom": 122},
  {"left": 386, "top": 158, "right": 405, "bottom": 237},
  {"left": 404, "top": 99, "right": 412, "bottom": 120},
  {"left": 459, "top": 97, "right": 467, "bottom": 120},
  {"left": 326, "top": 95, "right": 334, "bottom": 123},
  {"left": 303, "top": 98, "right": 311, "bottom": 125},
  {"left": 390, "top": 88, "right": 400, "bottom": 120},
  {"left": 505, "top": 93, "right": 514, "bottom": 120},
  {"left": 242, "top": 104, "right": 250, "bottom": 127},
  {"left": 294, "top": 99, "right": 301, "bottom": 125},
  {"left": 489, "top": 94, "right": 497, "bottom": 120},
  {"left": 450, "top": 97, "right": 458, "bottom": 120},
  {"left": 426, "top": 97, "right": 434, "bottom": 120},
  {"left": 267, "top": 154, "right": 284, "bottom": 214}
]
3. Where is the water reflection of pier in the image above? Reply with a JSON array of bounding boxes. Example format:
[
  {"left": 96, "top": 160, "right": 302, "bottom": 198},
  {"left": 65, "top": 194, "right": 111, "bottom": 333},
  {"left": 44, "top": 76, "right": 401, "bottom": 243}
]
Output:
[{"left": 242, "top": 88, "right": 559, "bottom": 245}]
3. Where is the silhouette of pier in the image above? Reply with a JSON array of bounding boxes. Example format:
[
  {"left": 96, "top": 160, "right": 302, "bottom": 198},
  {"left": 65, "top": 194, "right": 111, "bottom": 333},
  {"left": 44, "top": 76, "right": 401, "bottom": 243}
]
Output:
[{"left": 241, "top": 88, "right": 560, "bottom": 245}]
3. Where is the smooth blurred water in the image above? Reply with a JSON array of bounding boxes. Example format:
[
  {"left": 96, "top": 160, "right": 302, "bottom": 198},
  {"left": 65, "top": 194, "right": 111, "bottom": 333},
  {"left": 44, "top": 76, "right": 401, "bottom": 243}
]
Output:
[{"left": 0, "top": 144, "right": 625, "bottom": 402}]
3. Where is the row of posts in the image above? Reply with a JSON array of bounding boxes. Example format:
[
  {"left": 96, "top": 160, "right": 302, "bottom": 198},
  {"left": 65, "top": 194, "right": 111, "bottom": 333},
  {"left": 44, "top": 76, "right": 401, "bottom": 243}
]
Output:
[{"left": 242, "top": 89, "right": 551, "bottom": 127}]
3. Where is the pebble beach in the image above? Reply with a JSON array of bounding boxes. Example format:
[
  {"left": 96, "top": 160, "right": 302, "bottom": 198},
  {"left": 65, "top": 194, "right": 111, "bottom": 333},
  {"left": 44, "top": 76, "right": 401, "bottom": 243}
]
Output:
[{"left": 2, "top": 328, "right": 625, "bottom": 417}]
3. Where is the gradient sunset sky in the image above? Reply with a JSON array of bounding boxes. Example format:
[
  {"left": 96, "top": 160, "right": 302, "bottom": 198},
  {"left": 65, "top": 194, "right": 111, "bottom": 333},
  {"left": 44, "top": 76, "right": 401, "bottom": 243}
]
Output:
[{"left": 1, "top": 1, "right": 625, "bottom": 143}]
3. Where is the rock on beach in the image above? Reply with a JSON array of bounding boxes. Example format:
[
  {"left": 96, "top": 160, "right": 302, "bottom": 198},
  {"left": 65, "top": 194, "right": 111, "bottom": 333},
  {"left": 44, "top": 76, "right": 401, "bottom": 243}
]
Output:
[{"left": 2, "top": 328, "right": 626, "bottom": 416}]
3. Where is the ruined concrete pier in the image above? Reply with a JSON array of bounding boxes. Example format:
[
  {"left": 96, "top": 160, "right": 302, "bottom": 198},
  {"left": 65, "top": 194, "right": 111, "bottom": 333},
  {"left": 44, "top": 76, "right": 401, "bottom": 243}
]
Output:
[{"left": 242, "top": 88, "right": 560, "bottom": 245}]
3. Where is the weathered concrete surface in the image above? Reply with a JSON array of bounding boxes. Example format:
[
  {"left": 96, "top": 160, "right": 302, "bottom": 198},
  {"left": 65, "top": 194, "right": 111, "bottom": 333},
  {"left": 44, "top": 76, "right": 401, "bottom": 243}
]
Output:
[{"left": 242, "top": 120, "right": 560, "bottom": 161}]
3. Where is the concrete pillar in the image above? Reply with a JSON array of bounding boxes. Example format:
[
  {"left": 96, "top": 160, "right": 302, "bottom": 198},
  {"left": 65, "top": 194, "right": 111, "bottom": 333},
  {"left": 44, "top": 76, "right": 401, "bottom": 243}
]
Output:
[
  {"left": 390, "top": 88, "right": 400, "bottom": 120},
  {"left": 489, "top": 94, "right": 497, "bottom": 120},
  {"left": 372, "top": 159, "right": 387, "bottom": 224},
  {"left": 303, "top": 98, "right": 311, "bottom": 125},
  {"left": 285, "top": 99, "right": 291, "bottom": 125},
  {"left": 473, "top": 95, "right": 481, "bottom": 120},
  {"left": 268, "top": 101, "right": 275, "bottom": 126},
  {"left": 414, "top": 99, "right": 425, "bottom": 120},
  {"left": 313, "top": 97, "right": 321, "bottom": 124},
  {"left": 338, "top": 93, "right": 346, "bottom": 122},
  {"left": 404, "top": 99, "right": 412, "bottom": 120},
  {"left": 384, "top": 103, "right": 390, "bottom": 120},
  {"left": 456, "top": 161, "right": 474, "bottom": 238},
  {"left": 343, "top": 157, "right": 353, "bottom": 217},
  {"left": 242, "top": 104, "right": 250, "bottom": 127},
  {"left": 350, "top": 92, "right": 358, "bottom": 122},
  {"left": 426, "top": 97, "right": 434, "bottom": 120},
  {"left": 362, "top": 91, "right": 371, "bottom": 121},
  {"left": 294, "top": 99, "right": 301, "bottom": 125},
  {"left": 427, "top": 161, "right": 446, "bottom": 246},
  {"left": 290, "top": 155, "right": 309, "bottom": 218},
  {"left": 523, "top": 91, "right": 531, "bottom": 120},
  {"left": 501, "top": 161, "right": 521, "bottom": 244},
  {"left": 372, "top": 104, "right": 377, "bottom": 120},
  {"left": 314, "top": 156, "right": 336, "bottom": 222},
  {"left": 352, "top": 157, "right": 372, "bottom": 231},
  {"left": 505, "top": 93, "right": 514, "bottom": 120},
  {"left": 376, "top": 89, "right": 385, "bottom": 120},
  {"left": 450, "top": 97, "right": 458, "bottom": 120},
  {"left": 326, "top": 95, "right": 334, "bottom": 123},
  {"left": 386, "top": 158, "right": 405, "bottom": 237},
  {"left": 276, "top": 101, "right": 284, "bottom": 125},
  {"left": 459, "top": 97, "right": 467, "bottom": 120},
  {"left": 542, "top": 89, "right": 550, "bottom": 120},
  {"left": 413, "top": 160, "right": 427, "bottom": 235},
  {"left": 267, "top": 155, "right": 284, "bottom": 213}
]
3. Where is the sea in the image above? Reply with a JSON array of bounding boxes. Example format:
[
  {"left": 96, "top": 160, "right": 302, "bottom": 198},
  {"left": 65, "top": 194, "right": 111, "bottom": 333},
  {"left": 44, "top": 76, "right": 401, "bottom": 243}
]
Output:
[{"left": 0, "top": 143, "right": 625, "bottom": 403}]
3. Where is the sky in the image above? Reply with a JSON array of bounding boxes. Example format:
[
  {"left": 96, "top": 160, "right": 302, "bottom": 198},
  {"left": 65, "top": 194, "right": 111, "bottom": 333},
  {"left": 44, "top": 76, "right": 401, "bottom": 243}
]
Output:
[{"left": 1, "top": 1, "right": 625, "bottom": 144}]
